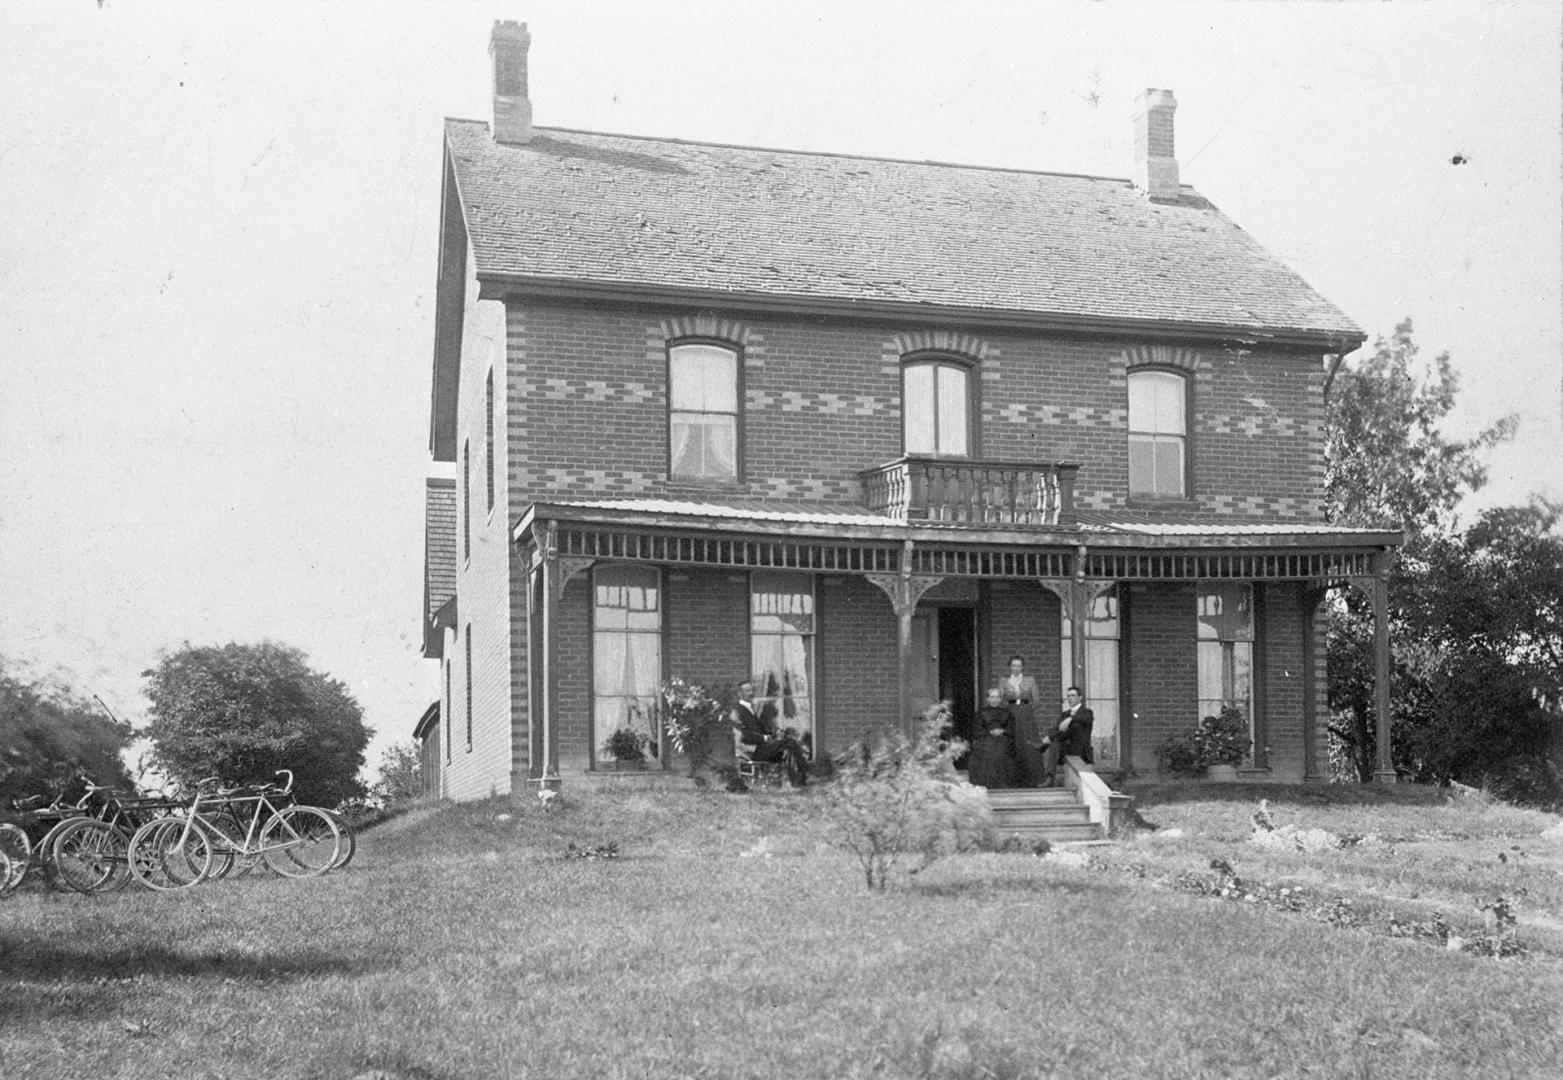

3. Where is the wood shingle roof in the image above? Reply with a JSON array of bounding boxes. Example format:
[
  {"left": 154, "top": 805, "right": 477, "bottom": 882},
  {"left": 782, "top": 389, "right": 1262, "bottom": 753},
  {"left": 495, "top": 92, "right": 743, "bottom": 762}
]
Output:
[{"left": 444, "top": 118, "right": 1362, "bottom": 346}]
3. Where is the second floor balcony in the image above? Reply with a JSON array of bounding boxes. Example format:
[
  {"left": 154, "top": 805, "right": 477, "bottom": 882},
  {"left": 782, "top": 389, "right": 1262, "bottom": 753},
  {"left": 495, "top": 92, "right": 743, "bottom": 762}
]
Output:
[{"left": 859, "top": 456, "right": 1082, "bottom": 527}]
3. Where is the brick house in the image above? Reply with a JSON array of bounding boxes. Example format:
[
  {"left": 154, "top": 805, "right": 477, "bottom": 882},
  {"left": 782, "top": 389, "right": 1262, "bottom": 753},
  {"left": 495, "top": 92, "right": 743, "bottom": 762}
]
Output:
[{"left": 419, "top": 22, "right": 1400, "bottom": 799}]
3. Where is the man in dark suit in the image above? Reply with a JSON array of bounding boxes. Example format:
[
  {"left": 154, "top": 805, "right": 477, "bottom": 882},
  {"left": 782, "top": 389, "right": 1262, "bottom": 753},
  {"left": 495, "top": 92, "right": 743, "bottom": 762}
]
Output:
[
  {"left": 732, "top": 680, "right": 808, "bottom": 787},
  {"left": 1038, "top": 685, "right": 1094, "bottom": 787}
]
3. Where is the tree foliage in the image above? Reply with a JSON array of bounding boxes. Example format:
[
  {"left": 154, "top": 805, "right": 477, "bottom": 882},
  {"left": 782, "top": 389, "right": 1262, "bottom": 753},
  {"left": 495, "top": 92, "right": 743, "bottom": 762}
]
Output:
[
  {"left": 817, "top": 719, "right": 992, "bottom": 891},
  {"left": 1323, "top": 320, "right": 1562, "bottom": 803},
  {"left": 143, "top": 642, "right": 370, "bottom": 808},
  {"left": 371, "top": 740, "right": 425, "bottom": 806},
  {"left": 0, "top": 659, "right": 134, "bottom": 801}
]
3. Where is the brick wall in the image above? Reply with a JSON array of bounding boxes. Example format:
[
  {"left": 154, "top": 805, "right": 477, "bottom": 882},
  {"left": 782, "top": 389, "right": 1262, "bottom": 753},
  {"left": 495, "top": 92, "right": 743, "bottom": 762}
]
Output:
[
  {"left": 1260, "top": 582, "right": 1308, "bottom": 782},
  {"left": 445, "top": 259, "right": 514, "bottom": 800},
  {"left": 1125, "top": 582, "right": 1199, "bottom": 774},
  {"left": 818, "top": 575, "right": 899, "bottom": 749},
  {"left": 504, "top": 298, "right": 1326, "bottom": 522}
]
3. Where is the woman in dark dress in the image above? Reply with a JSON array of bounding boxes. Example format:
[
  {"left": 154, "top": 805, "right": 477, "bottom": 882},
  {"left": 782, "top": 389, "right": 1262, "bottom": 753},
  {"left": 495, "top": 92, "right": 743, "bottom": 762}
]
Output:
[{"left": 967, "top": 688, "right": 1021, "bottom": 789}]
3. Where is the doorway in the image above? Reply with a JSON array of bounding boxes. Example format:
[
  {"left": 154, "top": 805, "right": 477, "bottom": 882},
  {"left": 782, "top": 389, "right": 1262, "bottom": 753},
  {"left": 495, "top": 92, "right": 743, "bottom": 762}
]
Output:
[{"left": 909, "top": 606, "right": 978, "bottom": 744}]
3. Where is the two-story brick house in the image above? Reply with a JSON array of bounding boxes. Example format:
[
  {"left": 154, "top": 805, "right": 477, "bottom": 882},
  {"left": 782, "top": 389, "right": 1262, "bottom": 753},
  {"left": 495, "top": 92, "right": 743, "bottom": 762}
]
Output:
[{"left": 420, "top": 22, "right": 1400, "bottom": 799}]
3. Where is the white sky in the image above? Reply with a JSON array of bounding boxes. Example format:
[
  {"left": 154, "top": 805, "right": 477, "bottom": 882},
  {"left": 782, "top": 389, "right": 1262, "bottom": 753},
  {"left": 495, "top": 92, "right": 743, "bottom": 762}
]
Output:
[{"left": 3, "top": 0, "right": 1559, "bottom": 770}]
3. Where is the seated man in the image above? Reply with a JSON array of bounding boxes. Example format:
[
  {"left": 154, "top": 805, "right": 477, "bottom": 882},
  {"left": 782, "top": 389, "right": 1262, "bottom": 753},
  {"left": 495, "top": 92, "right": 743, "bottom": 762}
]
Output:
[
  {"left": 731, "top": 680, "right": 809, "bottom": 787},
  {"left": 1038, "top": 685, "right": 1094, "bottom": 787}
]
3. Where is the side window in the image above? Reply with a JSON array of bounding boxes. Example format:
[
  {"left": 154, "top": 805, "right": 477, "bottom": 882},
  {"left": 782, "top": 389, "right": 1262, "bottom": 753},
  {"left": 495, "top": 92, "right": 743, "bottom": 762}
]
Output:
[
  {"left": 1197, "top": 583, "right": 1254, "bottom": 753},
  {"left": 669, "top": 343, "right": 739, "bottom": 480},
  {"left": 461, "top": 440, "right": 472, "bottom": 561},
  {"left": 1128, "top": 369, "right": 1187, "bottom": 498},
  {"left": 903, "top": 358, "right": 972, "bottom": 457},
  {"left": 750, "top": 571, "right": 816, "bottom": 754},
  {"left": 592, "top": 565, "right": 663, "bottom": 765},
  {"left": 484, "top": 369, "right": 495, "bottom": 515},
  {"left": 464, "top": 624, "right": 474, "bottom": 752}
]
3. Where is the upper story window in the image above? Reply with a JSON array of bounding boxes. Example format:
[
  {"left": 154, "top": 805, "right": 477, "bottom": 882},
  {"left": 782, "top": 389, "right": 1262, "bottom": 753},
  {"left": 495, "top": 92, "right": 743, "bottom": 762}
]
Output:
[
  {"left": 903, "top": 357, "right": 973, "bottom": 457},
  {"left": 1128, "top": 369, "right": 1187, "bottom": 499},
  {"left": 669, "top": 343, "right": 739, "bottom": 480}
]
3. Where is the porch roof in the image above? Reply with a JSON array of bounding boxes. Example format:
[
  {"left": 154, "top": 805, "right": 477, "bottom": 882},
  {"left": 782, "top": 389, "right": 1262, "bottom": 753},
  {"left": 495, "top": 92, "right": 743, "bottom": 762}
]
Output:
[{"left": 514, "top": 496, "right": 1401, "bottom": 551}]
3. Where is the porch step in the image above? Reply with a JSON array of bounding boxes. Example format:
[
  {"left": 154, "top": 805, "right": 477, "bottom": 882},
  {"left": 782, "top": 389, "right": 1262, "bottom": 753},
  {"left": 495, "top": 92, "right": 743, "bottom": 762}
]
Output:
[{"left": 983, "top": 787, "right": 1104, "bottom": 843}]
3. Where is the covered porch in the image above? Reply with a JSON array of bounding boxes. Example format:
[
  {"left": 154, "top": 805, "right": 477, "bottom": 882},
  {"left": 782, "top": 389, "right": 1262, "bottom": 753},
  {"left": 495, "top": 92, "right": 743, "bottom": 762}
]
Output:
[{"left": 512, "top": 491, "right": 1400, "bottom": 789}]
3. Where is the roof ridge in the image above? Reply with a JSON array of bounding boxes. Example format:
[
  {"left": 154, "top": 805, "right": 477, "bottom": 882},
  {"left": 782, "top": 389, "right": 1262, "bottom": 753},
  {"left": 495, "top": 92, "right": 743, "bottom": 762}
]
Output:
[{"left": 443, "top": 116, "right": 1166, "bottom": 188}]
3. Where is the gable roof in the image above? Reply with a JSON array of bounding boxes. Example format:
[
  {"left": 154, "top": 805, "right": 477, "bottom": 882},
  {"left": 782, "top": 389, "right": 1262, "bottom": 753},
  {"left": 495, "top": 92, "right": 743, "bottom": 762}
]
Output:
[{"left": 443, "top": 118, "right": 1364, "bottom": 348}]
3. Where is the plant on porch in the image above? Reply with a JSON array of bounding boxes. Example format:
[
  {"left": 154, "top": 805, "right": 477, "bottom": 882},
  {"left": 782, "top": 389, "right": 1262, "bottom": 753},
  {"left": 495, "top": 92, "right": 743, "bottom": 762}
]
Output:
[
  {"left": 655, "top": 677, "right": 729, "bottom": 774},
  {"left": 1155, "top": 705, "right": 1251, "bottom": 778},
  {"left": 603, "top": 726, "right": 649, "bottom": 765}
]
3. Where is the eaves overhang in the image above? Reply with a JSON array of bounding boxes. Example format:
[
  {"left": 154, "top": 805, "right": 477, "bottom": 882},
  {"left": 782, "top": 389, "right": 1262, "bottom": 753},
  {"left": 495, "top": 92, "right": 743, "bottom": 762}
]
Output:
[
  {"left": 513, "top": 499, "right": 1401, "bottom": 553},
  {"left": 476, "top": 273, "right": 1368, "bottom": 353}
]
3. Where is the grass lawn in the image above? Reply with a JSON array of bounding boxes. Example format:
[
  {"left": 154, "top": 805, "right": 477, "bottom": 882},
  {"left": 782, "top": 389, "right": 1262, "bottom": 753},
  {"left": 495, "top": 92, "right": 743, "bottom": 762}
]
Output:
[{"left": 2, "top": 781, "right": 1561, "bottom": 1079}]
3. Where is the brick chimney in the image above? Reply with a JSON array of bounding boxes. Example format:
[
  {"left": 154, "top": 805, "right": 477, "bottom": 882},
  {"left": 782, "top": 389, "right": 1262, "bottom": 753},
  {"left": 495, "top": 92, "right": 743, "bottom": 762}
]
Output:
[
  {"left": 490, "top": 20, "right": 533, "bottom": 145},
  {"left": 1133, "top": 89, "right": 1179, "bottom": 202}
]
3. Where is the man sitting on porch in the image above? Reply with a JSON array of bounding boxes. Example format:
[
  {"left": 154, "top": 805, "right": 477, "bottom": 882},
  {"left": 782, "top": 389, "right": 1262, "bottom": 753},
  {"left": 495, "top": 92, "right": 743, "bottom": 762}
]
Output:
[
  {"left": 732, "top": 680, "right": 809, "bottom": 787},
  {"left": 1038, "top": 686, "right": 1094, "bottom": 787}
]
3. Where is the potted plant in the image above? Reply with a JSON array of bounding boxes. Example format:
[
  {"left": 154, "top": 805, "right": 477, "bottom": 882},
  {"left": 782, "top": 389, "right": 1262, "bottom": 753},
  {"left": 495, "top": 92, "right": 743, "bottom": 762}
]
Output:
[
  {"left": 1194, "top": 704, "right": 1250, "bottom": 781},
  {"left": 604, "top": 726, "right": 649, "bottom": 769},
  {"left": 656, "top": 677, "right": 727, "bottom": 775}
]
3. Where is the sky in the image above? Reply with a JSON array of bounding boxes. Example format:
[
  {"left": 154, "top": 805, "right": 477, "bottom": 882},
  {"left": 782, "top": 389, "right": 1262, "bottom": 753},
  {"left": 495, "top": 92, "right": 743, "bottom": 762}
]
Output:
[{"left": 3, "top": 0, "right": 1559, "bottom": 776}]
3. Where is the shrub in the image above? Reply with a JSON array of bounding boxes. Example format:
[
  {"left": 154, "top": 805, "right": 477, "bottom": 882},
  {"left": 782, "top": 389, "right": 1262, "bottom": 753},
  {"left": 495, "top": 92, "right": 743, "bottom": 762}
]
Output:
[
  {"left": 655, "top": 677, "right": 729, "bottom": 773},
  {"left": 603, "top": 727, "right": 648, "bottom": 763},
  {"left": 1156, "top": 705, "right": 1251, "bottom": 775},
  {"left": 817, "top": 720, "right": 992, "bottom": 891}
]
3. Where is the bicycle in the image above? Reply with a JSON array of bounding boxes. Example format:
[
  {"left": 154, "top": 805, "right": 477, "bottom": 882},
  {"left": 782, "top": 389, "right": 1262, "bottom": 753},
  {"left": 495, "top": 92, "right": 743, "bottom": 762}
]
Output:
[
  {"left": 1, "top": 793, "right": 85, "bottom": 893},
  {"left": 127, "top": 771, "right": 342, "bottom": 892},
  {"left": 48, "top": 784, "right": 181, "bottom": 895}
]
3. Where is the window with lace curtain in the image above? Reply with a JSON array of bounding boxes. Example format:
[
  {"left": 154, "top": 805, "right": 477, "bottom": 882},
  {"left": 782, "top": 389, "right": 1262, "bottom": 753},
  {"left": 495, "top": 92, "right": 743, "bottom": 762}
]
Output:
[
  {"left": 750, "top": 572, "right": 815, "bottom": 753},
  {"left": 669, "top": 342, "right": 739, "bottom": 480},
  {"left": 591, "top": 565, "right": 662, "bottom": 765}
]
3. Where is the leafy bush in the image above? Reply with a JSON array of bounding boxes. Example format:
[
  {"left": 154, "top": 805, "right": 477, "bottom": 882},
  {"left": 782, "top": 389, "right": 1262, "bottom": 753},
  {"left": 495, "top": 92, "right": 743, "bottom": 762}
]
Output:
[
  {"left": 655, "top": 677, "right": 729, "bottom": 772},
  {"left": 818, "top": 720, "right": 992, "bottom": 891},
  {"left": 1156, "top": 705, "right": 1251, "bottom": 775}
]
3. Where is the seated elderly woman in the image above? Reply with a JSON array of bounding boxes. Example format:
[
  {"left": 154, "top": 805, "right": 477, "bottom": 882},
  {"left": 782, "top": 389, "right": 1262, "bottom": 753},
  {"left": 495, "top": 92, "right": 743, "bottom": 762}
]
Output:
[{"left": 966, "top": 688, "right": 1022, "bottom": 789}]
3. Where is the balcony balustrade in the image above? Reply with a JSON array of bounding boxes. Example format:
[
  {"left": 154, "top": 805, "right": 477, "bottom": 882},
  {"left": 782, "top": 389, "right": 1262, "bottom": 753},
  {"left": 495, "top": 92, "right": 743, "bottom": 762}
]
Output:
[{"left": 859, "top": 456, "right": 1081, "bottom": 527}]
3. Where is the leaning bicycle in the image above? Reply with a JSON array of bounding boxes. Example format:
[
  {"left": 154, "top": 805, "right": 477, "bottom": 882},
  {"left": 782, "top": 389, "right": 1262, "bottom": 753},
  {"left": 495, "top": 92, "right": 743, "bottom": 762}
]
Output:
[{"left": 127, "top": 770, "right": 342, "bottom": 892}]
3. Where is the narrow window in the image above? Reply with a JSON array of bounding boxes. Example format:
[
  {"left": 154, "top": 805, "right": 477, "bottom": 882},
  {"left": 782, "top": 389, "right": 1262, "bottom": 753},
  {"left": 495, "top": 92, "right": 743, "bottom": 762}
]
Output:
[
  {"left": 1128, "top": 370, "right": 1187, "bottom": 498},
  {"left": 484, "top": 369, "right": 495, "bottom": 514},
  {"left": 750, "top": 572, "right": 816, "bottom": 755},
  {"left": 592, "top": 565, "right": 662, "bottom": 765},
  {"left": 669, "top": 343, "right": 738, "bottom": 480},
  {"left": 1059, "top": 586, "right": 1121, "bottom": 769},
  {"left": 443, "top": 654, "right": 452, "bottom": 766},
  {"left": 464, "top": 624, "right": 474, "bottom": 753},
  {"left": 903, "top": 358, "right": 972, "bottom": 457},
  {"left": 1197, "top": 583, "right": 1254, "bottom": 754},
  {"left": 461, "top": 440, "right": 472, "bottom": 561}
]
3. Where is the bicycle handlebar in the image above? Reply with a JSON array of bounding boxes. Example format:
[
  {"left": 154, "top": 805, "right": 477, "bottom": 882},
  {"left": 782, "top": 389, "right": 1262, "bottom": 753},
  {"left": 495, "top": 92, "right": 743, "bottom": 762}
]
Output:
[{"left": 274, "top": 769, "right": 294, "bottom": 794}]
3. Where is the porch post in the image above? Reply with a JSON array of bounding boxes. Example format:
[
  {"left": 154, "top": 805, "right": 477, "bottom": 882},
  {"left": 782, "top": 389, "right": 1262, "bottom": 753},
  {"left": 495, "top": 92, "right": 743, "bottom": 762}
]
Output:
[
  {"left": 1069, "top": 545, "right": 1089, "bottom": 693},
  {"left": 527, "top": 557, "right": 545, "bottom": 783},
  {"left": 866, "top": 542, "right": 942, "bottom": 739},
  {"left": 538, "top": 521, "right": 562, "bottom": 789},
  {"left": 1301, "top": 585, "right": 1327, "bottom": 783},
  {"left": 1371, "top": 552, "right": 1396, "bottom": 784}
]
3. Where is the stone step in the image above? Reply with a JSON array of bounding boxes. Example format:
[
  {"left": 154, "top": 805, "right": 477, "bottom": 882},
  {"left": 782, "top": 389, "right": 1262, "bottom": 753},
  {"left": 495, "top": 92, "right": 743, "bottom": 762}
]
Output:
[
  {"left": 984, "top": 789, "right": 1080, "bottom": 808},
  {"left": 993, "top": 806, "right": 1093, "bottom": 827},
  {"left": 996, "top": 821, "right": 1105, "bottom": 843}
]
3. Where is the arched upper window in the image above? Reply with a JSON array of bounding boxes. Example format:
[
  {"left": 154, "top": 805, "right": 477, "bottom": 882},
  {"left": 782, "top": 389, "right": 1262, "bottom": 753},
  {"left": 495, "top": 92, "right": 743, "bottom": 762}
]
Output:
[
  {"left": 668, "top": 342, "right": 739, "bottom": 480},
  {"left": 1128, "top": 369, "right": 1187, "bottom": 498},
  {"left": 903, "top": 357, "right": 973, "bottom": 457}
]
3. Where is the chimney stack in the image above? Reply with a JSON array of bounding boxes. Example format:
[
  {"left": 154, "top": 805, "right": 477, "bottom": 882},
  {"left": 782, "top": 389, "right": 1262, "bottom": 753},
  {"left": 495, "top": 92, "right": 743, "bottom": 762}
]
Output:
[
  {"left": 1133, "top": 89, "right": 1179, "bottom": 202},
  {"left": 490, "top": 20, "right": 533, "bottom": 145}
]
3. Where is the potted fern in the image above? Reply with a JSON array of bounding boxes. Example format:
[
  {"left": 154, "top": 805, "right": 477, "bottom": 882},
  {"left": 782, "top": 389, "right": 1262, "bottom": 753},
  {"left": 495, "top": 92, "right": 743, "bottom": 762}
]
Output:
[
  {"left": 1194, "top": 705, "right": 1251, "bottom": 781},
  {"left": 604, "top": 726, "right": 649, "bottom": 770}
]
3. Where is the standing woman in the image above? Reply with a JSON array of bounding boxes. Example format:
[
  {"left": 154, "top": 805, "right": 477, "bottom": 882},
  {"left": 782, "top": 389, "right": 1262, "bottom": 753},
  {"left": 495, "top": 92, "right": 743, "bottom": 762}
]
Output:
[{"left": 1002, "top": 655, "right": 1045, "bottom": 787}]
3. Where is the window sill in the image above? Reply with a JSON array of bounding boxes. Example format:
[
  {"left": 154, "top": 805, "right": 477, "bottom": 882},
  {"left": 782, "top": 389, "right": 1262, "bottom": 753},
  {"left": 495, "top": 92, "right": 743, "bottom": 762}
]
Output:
[{"left": 1124, "top": 497, "right": 1199, "bottom": 511}]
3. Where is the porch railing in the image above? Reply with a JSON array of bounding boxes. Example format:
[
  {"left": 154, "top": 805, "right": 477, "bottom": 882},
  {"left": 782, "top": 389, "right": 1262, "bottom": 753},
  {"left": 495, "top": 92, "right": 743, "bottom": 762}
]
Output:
[{"left": 858, "top": 456, "right": 1082, "bottom": 526}]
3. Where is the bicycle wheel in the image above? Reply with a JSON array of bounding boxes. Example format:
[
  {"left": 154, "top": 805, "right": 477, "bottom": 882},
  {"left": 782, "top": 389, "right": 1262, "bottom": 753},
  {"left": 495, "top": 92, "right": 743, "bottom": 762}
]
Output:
[
  {"left": 260, "top": 807, "right": 341, "bottom": 878},
  {"left": 35, "top": 816, "right": 88, "bottom": 890},
  {"left": 128, "top": 818, "right": 213, "bottom": 891},
  {"left": 50, "top": 820, "right": 133, "bottom": 894},
  {"left": 325, "top": 811, "right": 357, "bottom": 870},
  {"left": 0, "top": 824, "right": 29, "bottom": 892},
  {"left": 199, "top": 813, "right": 261, "bottom": 881}
]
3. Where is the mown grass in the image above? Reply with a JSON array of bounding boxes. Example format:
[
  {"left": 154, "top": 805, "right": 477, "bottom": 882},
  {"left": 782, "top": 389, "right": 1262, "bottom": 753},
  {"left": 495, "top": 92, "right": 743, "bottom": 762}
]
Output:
[{"left": 1, "top": 783, "right": 1561, "bottom": 1080}]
